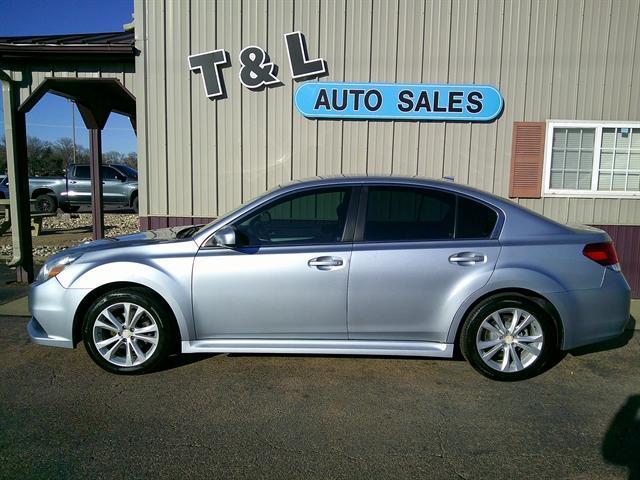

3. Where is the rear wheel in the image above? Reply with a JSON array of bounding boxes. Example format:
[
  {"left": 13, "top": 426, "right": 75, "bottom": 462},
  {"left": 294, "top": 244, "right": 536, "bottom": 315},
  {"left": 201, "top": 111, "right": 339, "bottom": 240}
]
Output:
[
  {"left": 460, "top": 294, "right": 558, "bottom": 381},
  {"left": 82, "top": 288, "right": 174, "bottom": 374},
  {"left": 34, "top": 193, "right": 57, "bottom": 213}
]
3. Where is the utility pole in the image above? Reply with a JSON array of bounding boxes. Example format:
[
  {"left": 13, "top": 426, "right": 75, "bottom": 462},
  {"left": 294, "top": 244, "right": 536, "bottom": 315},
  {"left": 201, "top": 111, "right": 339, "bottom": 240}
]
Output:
[{"left": 70, "top": 99, "right": 77, "bottom": 164}]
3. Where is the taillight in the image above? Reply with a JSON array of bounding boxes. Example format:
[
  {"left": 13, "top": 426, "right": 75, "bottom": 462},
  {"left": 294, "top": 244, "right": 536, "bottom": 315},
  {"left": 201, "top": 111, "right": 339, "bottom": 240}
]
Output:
[{"left": 583, "top": 242, "right": 619, "bottom": 267}]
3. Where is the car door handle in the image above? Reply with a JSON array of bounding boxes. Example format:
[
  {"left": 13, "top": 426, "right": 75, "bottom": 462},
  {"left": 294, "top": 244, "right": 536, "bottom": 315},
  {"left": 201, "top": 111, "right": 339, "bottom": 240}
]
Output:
[
  {"left": 308, "top": 256, "right": 344, "bottom": 270},
  {"left": 68, "top": 180, "right": 77, "bottom": 184},
  {"left": 449, "top": 252, "right": 486, "bottom": 265}
]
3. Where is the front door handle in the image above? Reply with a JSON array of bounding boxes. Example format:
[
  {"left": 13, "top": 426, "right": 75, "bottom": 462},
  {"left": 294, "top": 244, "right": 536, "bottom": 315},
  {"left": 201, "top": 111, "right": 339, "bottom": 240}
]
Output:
[
  {"left": 308, "top": 256, "right": 344, "bottom": 270},
  {"left": 68, "top": 180, "right": 78, "bottom": 184},
  {"left": 449, "top": 252, "right": 486, "bottom": 266}
]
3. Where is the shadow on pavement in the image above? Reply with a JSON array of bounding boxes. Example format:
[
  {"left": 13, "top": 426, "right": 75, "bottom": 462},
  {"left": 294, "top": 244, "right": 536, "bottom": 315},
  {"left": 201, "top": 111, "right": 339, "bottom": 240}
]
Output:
[
  {"left": 157, "top": 352, "right": 219, "bottom": 372},
  {"left": 603, "top": 394, "right": 640, "bottom": 480},
  {"left": 569, "top": 316, "right": 636, "bottom": 357}
]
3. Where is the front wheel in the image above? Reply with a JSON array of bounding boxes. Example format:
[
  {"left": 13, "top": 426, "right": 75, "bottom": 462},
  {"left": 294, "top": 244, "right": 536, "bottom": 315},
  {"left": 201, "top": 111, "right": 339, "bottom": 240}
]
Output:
[
  {"left": 460, "top": 294, "right": 558, "bottom": 381},
  {"left": 34, "top": 193, "right": 57, "bottom": 213},
  {"left": 82, "top": 288, "right": 174, "bottom": 374}
]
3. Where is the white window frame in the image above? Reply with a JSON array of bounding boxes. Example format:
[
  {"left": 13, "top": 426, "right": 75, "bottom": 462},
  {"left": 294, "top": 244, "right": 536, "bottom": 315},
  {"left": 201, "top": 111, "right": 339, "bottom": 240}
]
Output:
[{"left": 543, "top": 120, "right": 640, "bottom": 198}]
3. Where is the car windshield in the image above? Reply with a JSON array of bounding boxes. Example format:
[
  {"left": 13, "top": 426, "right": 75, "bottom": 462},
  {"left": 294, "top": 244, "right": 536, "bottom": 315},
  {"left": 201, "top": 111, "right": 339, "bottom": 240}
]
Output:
[{"left": 200, "top": 182, "right": 298, "bottom": 231}]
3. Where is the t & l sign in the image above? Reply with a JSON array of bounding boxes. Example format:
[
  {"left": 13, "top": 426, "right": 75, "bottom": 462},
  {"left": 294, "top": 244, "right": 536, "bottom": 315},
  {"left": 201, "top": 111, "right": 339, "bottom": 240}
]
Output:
[{"left": 189, "top": 31, "right": 503, "bottom": 122}]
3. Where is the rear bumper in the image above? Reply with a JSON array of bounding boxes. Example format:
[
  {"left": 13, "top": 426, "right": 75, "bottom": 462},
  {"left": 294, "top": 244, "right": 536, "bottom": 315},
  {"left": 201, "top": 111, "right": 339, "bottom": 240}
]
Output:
[
  {"left": 549, "top": 269, "right": 631, "bottom": 350},
  {"left": 27, "top": 277, "right": 91, "bottom": 349}
]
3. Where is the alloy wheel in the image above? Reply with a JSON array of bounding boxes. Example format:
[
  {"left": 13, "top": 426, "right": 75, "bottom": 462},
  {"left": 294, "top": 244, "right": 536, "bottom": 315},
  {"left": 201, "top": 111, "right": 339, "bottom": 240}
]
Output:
[
  {"left": 92, "top": 302, "right": 159, "bottom": 367},
  {"left": 475, "top": 307, "right": 544, "bottom": 373}
]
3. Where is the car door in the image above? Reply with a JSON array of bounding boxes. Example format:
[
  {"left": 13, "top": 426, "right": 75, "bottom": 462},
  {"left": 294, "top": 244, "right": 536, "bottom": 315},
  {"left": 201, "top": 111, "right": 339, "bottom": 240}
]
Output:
[
  {"left": 66, "top": 165, "right": 92, "bottom": 204},
  {"left": 191, "top": 186, "right": 358, "bottom": 339},
  {"left": 100, "top": 166, "right": 126, "bottom": 205},
  {"left": 347, "top": 185, "right": 502, "bottom": 343}
]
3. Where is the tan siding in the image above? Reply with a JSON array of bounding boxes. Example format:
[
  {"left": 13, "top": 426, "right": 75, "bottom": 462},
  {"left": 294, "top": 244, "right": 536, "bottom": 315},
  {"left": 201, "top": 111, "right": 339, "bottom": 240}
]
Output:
[
  {"left": 146, "top": 0, "right": 168, "bottom": 215},
  {"left": 341, "top": 0, "right": 372, "bottom": 175},
  {"left": 266, "top": 0, "right": 294, "bottom": 189},
  {"left": 568, "top": 198, "right": 596, "bottom": 224},
  {"left": 416, "top": 0, "right": 451, "bottom": 180},
  {"left": 602, "top": 0, "right": 640, "bottom": 120},
  {"left": 131, "top": 0, "right": 639, "bottom": 225},
  {"left": 493, "top": 0, "right": 531, "bottom": 198},
  {"left": 468, "top": 0, "right": 503, "bottom": 192},
  {"left": 594, "top": 198, "right": 621, "bottom": 224},
  {"left": 291, "top": 0, "right": 320, "bottom": 180},
  {"left": 316, "top": 0, "right": 346, "bottom": 176},
  {"left": 576, "top": 0, "right": 610, "bottom": 119},
  {"left": 165, "top": 0, "right": 192, "bottom": 215},
  {"left": 543, "top": 197, "right": 569, "bottom": 224},
  {"left": 190, "top": 0, "right": 218, "bottom": 216},
  {"left": 367, "top": 0, "right": 398, "bottom": 175},
  {"left": 241, "top": 0, "right": 270, "bottom": 201},
  {"left": 549, "top": 0, "right": 578, "bottom": 118},
  {"left": 216, "top": 0, "right": 243, "bottom": 215},
  {"left": 391, "top": 0, "right": 424, "bottom": 176},
  {"left": 442, "top": 0, "right": 477, "bottom": 184}
]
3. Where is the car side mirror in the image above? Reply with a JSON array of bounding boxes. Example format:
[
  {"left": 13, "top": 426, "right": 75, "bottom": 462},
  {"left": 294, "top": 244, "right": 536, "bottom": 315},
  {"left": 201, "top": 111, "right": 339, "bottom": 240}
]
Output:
[
  {"left": 212, "top": 225, "right": 236, "bottom": 247},
  {"left": 118, "top": 174, "right": 127, "bottom": 182}
]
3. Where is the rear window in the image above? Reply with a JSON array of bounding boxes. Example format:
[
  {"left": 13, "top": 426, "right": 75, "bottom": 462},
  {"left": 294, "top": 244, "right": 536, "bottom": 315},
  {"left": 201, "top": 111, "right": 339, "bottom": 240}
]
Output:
[
  {"left": 455, "top": 197, "right": 498, "bottom": 239},
  {"left": 364, "top": 187, "right": 456, "bottom": 241},
  {"left": 362, "top": 187, "right": 498, "bottom": 242}
]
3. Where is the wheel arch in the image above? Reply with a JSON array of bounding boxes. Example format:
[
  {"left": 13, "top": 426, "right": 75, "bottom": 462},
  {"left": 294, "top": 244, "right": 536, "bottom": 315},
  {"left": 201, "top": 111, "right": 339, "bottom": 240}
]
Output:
[
  {"left": 72, "top": 281, "right": 184, "bottom": 349},
  {"left": 448, "top": 287, "right": 564, "bottom": 352},
  {"left": 31, "top": 187, "right": 56, "bottom": 198}
]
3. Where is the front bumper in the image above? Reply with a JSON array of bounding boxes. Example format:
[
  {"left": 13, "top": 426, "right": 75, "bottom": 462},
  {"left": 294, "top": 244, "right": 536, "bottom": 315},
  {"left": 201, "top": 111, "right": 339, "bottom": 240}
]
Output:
[
  {"left": 549, "top": 268, "right": 631, "bottom": 350},
  {"left": 27, "top": 277, "right": 91, "bottom": 349}
]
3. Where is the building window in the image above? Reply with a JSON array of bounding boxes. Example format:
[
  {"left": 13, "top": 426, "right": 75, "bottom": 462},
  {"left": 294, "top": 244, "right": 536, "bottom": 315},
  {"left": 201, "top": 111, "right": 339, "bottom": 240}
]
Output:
[{"left": 544, "top": 122, "right": 640, "bottom": 197}]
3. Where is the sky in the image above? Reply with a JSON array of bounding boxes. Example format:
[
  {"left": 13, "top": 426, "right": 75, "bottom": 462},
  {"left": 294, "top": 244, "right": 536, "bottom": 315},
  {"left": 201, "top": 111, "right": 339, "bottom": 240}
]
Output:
[{"left": 0, "top": 0, "right": 137, "bottom": 154}]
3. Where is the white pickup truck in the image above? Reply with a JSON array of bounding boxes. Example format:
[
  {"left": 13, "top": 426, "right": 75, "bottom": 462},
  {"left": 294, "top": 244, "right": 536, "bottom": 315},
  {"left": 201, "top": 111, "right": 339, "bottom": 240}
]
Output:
[{"left": 28, "top": 163, "right": 139, "bottom": 213}]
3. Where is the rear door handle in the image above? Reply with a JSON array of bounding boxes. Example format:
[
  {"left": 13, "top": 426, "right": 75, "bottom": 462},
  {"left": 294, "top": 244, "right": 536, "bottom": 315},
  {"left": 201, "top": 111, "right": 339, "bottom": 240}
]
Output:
[
  {"left": 449, "top": 252, "right": 486, "bottom": 265},
  {"left": 308, "top": 256, "right": 344, "bottom": 270}
]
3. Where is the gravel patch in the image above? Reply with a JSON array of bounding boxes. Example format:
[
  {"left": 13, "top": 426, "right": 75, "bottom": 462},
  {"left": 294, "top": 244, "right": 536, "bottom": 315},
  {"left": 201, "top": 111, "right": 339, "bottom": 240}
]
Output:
[{"left": 0, "top": 213, "right": 139, "bottom": 260}]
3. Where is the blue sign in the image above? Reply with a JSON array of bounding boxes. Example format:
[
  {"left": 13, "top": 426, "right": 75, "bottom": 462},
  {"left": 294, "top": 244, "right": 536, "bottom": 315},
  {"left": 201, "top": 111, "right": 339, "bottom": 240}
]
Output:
[{"left": 295, "top": 82, "right": 503, "bottom": 122}]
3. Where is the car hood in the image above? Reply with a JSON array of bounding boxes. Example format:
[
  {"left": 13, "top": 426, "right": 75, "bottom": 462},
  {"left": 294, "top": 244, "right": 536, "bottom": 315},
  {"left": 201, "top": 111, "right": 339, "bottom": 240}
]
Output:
[{"left": 59, "top": 226, "right": 196, "bottom": 257}]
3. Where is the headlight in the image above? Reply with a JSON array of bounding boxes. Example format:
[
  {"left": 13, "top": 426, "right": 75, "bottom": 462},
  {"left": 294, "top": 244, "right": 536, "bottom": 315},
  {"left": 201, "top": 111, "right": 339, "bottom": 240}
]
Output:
[{"left": 36, "top": 253, "right": 83, "bottom": 283}]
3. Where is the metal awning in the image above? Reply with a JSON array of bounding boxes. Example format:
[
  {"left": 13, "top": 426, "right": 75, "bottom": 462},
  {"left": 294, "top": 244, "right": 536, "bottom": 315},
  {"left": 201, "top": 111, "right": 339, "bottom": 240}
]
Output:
[{"left": 0, "top": 32, "right": 136, "bottom": 283}]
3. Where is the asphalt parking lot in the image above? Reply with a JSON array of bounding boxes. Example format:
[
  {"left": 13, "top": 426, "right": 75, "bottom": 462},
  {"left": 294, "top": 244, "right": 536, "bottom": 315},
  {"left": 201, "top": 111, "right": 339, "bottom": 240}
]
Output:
[{"left": 1, "top": 316, "right": 639, "bottom": 480}]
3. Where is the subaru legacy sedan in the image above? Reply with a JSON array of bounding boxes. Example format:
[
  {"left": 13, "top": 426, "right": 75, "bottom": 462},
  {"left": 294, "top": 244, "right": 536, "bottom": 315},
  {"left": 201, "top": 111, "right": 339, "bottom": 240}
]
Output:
[{"left": 28, "top": 177, "right": 630, "bottom": 380}]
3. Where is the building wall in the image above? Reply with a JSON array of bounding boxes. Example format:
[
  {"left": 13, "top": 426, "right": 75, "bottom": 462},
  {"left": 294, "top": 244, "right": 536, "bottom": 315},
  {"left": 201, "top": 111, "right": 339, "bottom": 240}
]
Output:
[{"left": 134, "top": 0, "right": 640, "bottom": 225}]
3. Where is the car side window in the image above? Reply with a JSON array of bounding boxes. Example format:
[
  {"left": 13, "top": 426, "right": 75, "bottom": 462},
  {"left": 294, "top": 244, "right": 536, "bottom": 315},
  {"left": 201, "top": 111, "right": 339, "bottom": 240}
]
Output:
[
  {"left": 74, "top": 165, "right": 90, "bottom": 179},
  {"left": 100, "top": 166, "right": 122, "bottom": 180},
  {"left": 455, "top": 196, "right": 498, "bottom": 239},
  {"left": 364, "top": 187, "right": 456, "bottom": 242},
  {"left": 232, "top": 187, "right": 352, "bottom": 247}
]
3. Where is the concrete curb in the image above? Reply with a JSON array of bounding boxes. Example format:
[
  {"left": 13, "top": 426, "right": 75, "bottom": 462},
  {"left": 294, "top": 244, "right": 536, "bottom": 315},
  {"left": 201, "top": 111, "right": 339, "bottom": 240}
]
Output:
[{"left": 0, "top": 296, "right": 29, "bottom": 317}]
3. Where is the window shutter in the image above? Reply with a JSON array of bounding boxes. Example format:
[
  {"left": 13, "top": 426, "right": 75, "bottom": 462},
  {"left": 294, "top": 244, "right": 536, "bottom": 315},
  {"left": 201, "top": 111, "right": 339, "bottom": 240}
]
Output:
[{"left": 509, "top": 122, "right": 545, "bottom": 198}]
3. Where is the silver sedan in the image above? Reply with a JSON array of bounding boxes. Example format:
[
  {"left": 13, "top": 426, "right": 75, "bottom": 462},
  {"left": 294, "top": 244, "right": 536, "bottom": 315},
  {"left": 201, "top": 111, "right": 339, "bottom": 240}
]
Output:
[{"left": 28, "top": 177, "right": 631, "bottom": 380}]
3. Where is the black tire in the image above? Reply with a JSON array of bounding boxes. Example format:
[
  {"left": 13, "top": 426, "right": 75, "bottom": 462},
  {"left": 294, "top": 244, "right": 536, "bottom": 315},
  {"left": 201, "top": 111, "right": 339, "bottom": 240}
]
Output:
[
  {"left": 60, "top": 204, "right": 80, "bottom": 213},
  {"left": 82, "top": 287, "right": 175, "bottom": 374},
  {"left": 34, "top": 193, "right": 57, "bottom": 213},
  {"left": 132, "top": 195, "right": 139, "bottom": 214},
  {"left": 459, "top": 293, "right": 558, "bottom": 381}
]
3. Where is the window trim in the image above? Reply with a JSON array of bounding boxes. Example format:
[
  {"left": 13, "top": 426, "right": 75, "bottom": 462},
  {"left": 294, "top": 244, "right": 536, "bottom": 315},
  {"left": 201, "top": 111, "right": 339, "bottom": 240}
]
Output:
[
  {"left": 543, "top": 120, "right": 640, "bottom": 198},
  {"left": 205, "top": 185, "right": 360, "bottom": 248},
  {"left": 354, "top": 184, "right": 502, "bottom": 244}
]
